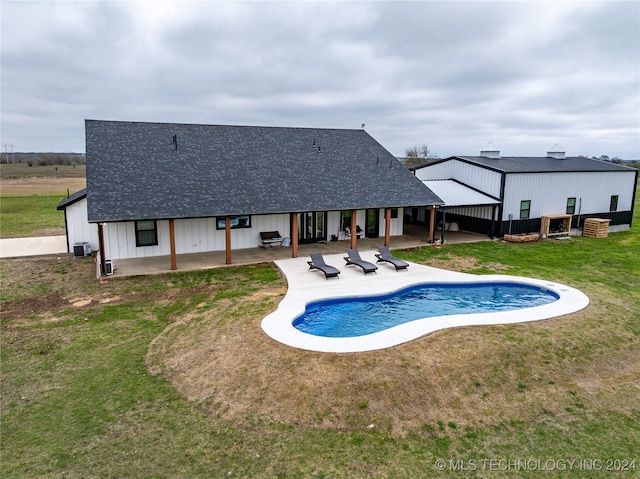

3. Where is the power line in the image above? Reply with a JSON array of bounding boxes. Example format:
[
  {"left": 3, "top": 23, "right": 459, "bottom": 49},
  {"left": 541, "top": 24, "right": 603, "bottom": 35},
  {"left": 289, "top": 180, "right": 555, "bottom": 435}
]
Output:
[{"left": 2, "top": 144, "right": 15, "bottom": 164}]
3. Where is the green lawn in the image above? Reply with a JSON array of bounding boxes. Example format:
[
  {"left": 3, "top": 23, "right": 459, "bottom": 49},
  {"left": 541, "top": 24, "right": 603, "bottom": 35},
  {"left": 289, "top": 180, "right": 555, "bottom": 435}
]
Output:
[
  {"left": 1, "top": 192, "right": 639, "bottom": 478},
  {"left": 0, "top": 196, "right": 66, "bottom": 237}
]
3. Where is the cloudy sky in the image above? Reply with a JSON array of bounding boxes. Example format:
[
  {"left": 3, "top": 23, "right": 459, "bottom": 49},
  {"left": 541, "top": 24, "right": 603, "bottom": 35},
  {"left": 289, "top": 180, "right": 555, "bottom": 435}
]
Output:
[{"left": 2, "top": 0, "right": 639, "bottom": 159}]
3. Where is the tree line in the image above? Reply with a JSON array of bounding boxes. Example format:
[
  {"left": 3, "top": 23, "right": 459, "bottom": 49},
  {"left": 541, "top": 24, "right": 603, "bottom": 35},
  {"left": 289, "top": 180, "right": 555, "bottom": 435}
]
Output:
[{"left": 2, "top": 152, "right": 85, "bottom": 166}]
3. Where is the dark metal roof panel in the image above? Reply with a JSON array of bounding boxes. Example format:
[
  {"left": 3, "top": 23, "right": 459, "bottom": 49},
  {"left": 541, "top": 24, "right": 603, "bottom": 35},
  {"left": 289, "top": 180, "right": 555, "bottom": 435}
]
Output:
[
  {"left": 453, "top": 156, "right": 637, "bottom": 173},
  {"left": 85, "top": 120, "right": 443, "bottom": 222},
  {"left": 57, "top": 188, "right": 87, "bottom": 210}
]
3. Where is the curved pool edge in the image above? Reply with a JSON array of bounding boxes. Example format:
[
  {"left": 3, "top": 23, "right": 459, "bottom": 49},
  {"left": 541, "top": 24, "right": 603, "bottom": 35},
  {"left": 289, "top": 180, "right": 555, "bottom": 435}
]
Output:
[{"left": 261, "top": 253, "right": 590, "bottom": 353}]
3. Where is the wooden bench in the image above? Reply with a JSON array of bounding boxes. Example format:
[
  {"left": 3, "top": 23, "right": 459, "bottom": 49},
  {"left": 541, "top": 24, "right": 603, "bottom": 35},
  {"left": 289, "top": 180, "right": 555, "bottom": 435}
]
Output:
[{"left": 259, "top": 231, "right": 283, "bottom": 248}]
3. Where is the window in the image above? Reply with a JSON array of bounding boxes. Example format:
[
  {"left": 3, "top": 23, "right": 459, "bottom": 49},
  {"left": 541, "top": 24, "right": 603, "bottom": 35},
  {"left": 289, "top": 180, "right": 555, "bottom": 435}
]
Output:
[
  {"left": 135, "top": 220, "right": 158, "bottom": 247},
  {"left": 390, "top": 208, "right": 398, "bottom": 219},
  {"left": 341, "top": 210, "right": 353, "bottom": 230},
  {"left": 519, "top": 200, "right": 531, "bottom": 220},
  {"left": 566, "top": 198, "right": 576, "bottom": 215},
  {"left": 216, "top": 215, "right": 251, "bottom": 230},
  {"left": 609, "top": 195, "right": 618, "bottom": 212}
]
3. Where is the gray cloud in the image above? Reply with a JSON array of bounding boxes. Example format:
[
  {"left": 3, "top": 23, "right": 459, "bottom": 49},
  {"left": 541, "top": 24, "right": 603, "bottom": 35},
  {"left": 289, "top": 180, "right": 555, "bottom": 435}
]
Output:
[{"left": 1, "top": 0, "right": 638, "bottom": 158}]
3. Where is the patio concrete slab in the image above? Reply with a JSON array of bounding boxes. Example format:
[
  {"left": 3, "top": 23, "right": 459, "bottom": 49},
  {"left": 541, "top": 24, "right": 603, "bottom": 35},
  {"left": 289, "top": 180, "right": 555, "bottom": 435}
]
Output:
[
  {"left": 98, "top": 228, "right": 490, "bottom": 278},
  {"left": 261, "top": 251, "right": 590, "bottom": 353}
]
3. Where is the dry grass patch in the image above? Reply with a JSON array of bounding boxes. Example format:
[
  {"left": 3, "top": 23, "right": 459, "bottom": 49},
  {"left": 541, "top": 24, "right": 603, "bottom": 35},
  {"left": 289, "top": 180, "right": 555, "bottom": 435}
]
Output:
[
  {"left": 146, "top": 279, "right": 638, "bottom": 437},
  {"left": 0, "top": 177, "right": 86, "bottom": 196}
]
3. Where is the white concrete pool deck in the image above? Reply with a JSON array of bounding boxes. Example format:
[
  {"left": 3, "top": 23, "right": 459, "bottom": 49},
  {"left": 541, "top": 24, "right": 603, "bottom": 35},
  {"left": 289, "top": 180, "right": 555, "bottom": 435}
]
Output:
[{"left": 261, "top": 250, "right": 590, "bottom": 353}]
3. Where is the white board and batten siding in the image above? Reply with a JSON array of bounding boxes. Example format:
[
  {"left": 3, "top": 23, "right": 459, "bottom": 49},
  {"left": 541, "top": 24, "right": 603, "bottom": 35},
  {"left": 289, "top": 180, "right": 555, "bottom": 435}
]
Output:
[
  {"left": 376, "top": 208, "right": 405, "bottom": 237},
  {"left": 63, "top": 197, "right": 100, "bottom": 253},
  {"left": 101, "top": 210, "right": 405, "bottom": 260},
  {"left": 502, "top": 171, "right": 636, "bottom": 221},
  {"left": 103, "top": 214, "right": 291, "bottom": 260},
  {"left": 414, "top": 160, "right": 502, "bottom": 198}
]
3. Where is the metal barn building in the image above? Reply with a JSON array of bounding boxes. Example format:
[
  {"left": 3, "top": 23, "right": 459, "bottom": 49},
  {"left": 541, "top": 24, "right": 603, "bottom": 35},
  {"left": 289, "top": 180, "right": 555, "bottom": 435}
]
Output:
[{"left": 413, "top": 146, "right": 638, "bottom": 237}]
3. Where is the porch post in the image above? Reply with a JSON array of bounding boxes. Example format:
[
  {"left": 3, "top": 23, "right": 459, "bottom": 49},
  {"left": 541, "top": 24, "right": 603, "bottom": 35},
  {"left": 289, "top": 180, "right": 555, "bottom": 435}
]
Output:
[
  {"left": 291, "top": 212, "right": 299, "bottom": 258},
  {"left": 97, "top": 222, "right": 107, "bottom": 277},
  {"left": 384, "top": 208, "right": 391, "bottom": 247},
  {"left": 429, "top": 206, "right": 436, "bottom": 243},
  {"left": 169, "top": 219, "right": 177, "bottom": 270},
  {"left": 225, "top": 216, "right": 232, "bottom": 265},
  {"left": 350, "top": 210, "right": 357, "bottom": 249},
  {"left": 441, "top": 209, "right": 446, "bottom": 245}
]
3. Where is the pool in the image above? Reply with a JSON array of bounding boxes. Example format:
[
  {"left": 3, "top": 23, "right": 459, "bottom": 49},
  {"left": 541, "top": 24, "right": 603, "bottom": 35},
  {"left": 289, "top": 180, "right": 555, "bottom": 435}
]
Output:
[
  {"left": 261, "top": 253, "right": 590, "bottom": 353},
  {"left": 293, "top": 282, "right": 559, "bottom": 338}
]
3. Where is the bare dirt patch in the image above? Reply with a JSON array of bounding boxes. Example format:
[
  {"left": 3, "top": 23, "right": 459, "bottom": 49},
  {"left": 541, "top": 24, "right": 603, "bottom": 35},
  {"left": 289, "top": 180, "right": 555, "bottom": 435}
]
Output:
[{"left": 425, "top": 255, "right": 511, "bottom": 272}]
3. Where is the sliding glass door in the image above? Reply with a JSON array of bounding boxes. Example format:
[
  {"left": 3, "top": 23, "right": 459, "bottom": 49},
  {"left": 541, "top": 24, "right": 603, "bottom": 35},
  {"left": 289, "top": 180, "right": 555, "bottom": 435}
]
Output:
[
  {"left": 365, "top": 209, "right": 379, "bottom": 238},
  {"left": 298, "top": 211, "right": 327, "bottom": 243}
]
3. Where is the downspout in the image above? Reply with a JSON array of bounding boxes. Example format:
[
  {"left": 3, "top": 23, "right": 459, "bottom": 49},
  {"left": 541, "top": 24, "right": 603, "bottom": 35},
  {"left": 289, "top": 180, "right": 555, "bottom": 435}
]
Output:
[{"left": 577, "top": 198, "right": 582, "bottom": 231}]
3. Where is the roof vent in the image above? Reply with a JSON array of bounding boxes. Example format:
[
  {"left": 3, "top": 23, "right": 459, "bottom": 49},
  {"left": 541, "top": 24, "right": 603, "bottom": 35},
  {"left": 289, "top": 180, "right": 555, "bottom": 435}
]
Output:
[
  {"left": 547, "top": 143, "right": 566, "bottom": 159},
  {"left": 480, "top": 142, "right": 500, "bottom": 159}
]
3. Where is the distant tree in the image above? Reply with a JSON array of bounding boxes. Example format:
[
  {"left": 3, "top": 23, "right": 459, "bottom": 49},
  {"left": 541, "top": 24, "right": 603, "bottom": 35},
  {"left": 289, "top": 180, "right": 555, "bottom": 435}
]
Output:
[
  {"left": 401, "top": 144, "right": 439, "bottom": 169},
  {"left": 406, "top": 144, "right": 437, "bottom": 159}
]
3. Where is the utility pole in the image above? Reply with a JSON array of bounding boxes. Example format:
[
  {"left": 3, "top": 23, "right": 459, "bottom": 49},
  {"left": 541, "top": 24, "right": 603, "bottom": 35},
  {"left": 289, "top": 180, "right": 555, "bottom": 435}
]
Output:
[{"left": 2, "top": 144, "right": 15, "bottom": 164}]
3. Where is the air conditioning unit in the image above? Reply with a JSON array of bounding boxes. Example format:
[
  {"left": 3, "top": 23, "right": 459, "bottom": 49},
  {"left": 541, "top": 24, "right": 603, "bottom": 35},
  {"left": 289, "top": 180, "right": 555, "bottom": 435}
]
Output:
[
  {"left": 73, "top": 242, "right": 91, "bottom": 258},
  {"left": 100, "top": 259, "right": 114, "bottom": 276}
]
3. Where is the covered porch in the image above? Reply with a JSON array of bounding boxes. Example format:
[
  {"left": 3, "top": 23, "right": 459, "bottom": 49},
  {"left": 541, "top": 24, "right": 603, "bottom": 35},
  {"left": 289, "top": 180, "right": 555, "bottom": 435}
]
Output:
[{"left": 105, "top": 224, "right": 490, "bottom": 278}]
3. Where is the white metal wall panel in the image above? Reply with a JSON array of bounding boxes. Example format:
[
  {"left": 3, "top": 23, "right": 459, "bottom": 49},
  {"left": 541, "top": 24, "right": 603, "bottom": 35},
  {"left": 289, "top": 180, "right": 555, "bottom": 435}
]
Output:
[
  {"left": 446, "top": 205, "right": 495, "bottom": 220},
  {"left": 415, "top": 160, "right": 502, "bottom": 197},
  {"left": 502, "top": 171, "right": 636, "bottom": 220},
  {"left": 64, "top": 198, "right": 99, "bottom": 252}
]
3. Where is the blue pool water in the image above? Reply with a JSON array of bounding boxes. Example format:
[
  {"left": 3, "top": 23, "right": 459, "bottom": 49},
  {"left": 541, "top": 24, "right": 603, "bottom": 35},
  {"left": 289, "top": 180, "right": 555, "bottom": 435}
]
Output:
[{"left": 292, "top": 282, "right": 559, "bottom": 338}]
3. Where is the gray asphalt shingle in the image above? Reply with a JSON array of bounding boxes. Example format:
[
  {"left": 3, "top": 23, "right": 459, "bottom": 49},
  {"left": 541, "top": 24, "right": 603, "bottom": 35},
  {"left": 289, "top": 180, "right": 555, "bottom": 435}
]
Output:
[{"left": 86, "top": 120, "right": 442, "bottom": 223}]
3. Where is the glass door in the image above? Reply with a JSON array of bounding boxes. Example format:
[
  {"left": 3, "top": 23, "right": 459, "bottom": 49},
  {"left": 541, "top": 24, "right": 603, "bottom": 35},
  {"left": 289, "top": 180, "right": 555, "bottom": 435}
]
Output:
[
  {"left": 365, "top": 209, "right": 379, "bottom": 238},
  {"left": 298, "top": 211, "right": 327, "bottom": 243}
]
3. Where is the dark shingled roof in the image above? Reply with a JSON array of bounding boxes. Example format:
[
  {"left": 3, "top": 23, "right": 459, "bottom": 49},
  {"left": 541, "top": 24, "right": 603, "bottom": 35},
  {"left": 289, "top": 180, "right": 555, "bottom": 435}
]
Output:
[
  {"left": 86, "top": 120, "right": 443, "bottom": 223},
  {"left": 434, "top": 155, "right": 637, "bottom": 174},
  {"left": 57, "top": 188, "right": 87, "bottom": 210}
]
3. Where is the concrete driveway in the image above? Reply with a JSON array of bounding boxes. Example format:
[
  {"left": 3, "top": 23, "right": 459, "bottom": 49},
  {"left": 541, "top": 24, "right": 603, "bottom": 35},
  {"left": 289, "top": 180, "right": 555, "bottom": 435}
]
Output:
[{"left": 0, "top": 235, "right": 68, "bottom": 258}]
